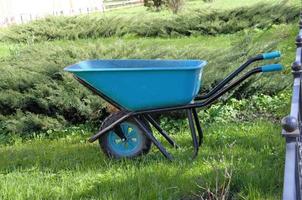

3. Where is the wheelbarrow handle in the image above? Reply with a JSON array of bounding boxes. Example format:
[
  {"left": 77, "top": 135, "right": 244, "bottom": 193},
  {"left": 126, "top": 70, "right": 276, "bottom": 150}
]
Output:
[
  {"left": 196, "top": 51, "right": 281, "bottom": 100},
  {"left": 260, "top": 64, "right": 284, "bottom": 72},
  {"left": 261, "top": 51, "right": 281, "bottom": 60}
]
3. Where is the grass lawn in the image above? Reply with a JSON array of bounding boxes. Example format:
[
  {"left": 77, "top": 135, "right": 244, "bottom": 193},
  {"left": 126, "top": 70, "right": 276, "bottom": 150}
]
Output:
[{"left": 0, "top": 120, "right": 284, "bottom": 200}]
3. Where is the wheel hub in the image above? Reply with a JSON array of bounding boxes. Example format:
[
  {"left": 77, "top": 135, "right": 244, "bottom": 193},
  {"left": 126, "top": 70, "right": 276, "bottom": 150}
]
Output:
[{"left": 108, "top": 122, "right": 142, "bottom": 155}]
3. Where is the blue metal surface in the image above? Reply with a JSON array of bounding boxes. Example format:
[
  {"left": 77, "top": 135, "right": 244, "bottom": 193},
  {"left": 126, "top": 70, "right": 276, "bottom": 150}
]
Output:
[
  {"left": 107, "top": 122, "right": 142, "bottom": 156},
  {"left": 65, "top": 59, "right": 207, "bottom": 111},
  {"left": 262, "top": 51, "right": 281, "bottom": 60},
  {"left": 261, "top": 64, "right": 283, "bottom": 72}
]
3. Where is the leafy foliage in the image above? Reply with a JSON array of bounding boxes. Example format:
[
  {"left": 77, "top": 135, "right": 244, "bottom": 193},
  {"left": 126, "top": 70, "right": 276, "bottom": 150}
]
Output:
[
  {"left": 160, "top": 91, "right": 290, "bottom": 133},
  {"left": 0, "top": 44, "right": 109, "bottom": 134}
]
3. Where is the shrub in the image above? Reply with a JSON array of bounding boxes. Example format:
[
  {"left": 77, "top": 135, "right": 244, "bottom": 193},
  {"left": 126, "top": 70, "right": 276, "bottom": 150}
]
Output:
[
  {"left": 0, "top": 111, "right": 65, "bottom": 135},
  {"left": 158, "top": 91, "right": 290, "bottom": 134},
  {"left": 0, "top": 22, "right": 293, "bottom": 135},
  {"left": 0, "top": 44, "right": 109, "bottom": 135},
  {"left": 0, "top": 2, "right": 299, "bottom": 43}
]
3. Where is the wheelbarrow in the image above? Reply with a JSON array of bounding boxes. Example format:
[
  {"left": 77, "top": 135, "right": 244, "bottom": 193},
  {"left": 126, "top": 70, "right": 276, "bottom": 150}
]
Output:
[{"left": 64, "top": 51, "right": 283, "bottom": 160}]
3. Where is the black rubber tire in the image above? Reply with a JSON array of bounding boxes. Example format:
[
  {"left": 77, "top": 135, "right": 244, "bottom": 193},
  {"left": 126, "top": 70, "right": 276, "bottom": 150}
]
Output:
[{"left": 98, "top": 112, "right": 152, "bottom": 159}]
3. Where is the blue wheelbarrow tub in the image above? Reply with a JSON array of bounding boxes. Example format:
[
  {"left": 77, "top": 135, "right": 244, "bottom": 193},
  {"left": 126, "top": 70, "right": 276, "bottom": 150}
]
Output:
[{"left": 64, "top": 59, "right": 207, "bottom": 111}]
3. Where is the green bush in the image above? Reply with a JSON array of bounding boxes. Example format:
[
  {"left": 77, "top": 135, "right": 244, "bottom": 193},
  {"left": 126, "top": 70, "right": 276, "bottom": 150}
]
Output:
[
  {"left": 0, "top": 2, "right": 299, "bottom": 43},
  {"left": 199, "top": 91, "right": 291, "bottom": 125},
  {"left": 0, "top": 111, "right": 65, "bottom": 135},
  {"left": 159, "top": 91, "right": 290, "bottom": 133},
  {"left": 0, "top": 44, "right": 107, "bottom": 134},
  {"left": 0, "top": 22, "right": 293, "bottom": 135}
]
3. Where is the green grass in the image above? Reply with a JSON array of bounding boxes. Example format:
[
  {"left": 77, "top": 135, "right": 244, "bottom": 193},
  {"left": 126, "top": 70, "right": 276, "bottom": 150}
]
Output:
[{"left": 0, "top": 120, "right": 284, "bottom": 200}]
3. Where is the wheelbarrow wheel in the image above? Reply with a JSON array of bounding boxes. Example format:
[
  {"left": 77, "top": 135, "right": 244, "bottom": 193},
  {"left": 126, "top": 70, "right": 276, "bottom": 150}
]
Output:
[{"left": 99, "top": 112, "right": 152, "bottom": 159}]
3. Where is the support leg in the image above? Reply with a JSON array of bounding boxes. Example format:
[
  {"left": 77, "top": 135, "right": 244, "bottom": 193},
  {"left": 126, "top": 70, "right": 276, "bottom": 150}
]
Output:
[
  {"left": 192, "top": 108, "right": 204, "bottom": 146},
  {"left": 89, "top": 112, "right": 130, "bottom": 142},
  {"left": 187, "top": 109, "right": 199, "bottom": 158},
  {"left": 144, "top": 114, "right": 179, "bottom": 148},
  {"left": 133, "top": 117, "right": 173, "bottom": 161}
]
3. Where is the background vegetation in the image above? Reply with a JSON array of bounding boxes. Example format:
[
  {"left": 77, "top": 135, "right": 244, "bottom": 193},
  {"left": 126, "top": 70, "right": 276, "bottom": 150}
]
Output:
[
  {"left": 0, "top": 0, "right": 298, "bottom": 134},
  {"left": 0, "top": 2, "right": 299, "bottom": 42}
]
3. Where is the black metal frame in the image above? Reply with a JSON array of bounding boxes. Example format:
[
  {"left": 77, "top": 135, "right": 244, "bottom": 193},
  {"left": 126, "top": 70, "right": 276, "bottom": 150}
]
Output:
[
  {"left": 281, "top": 12, "right": 302, "bottom": 200},
  {"left": 75, "top": 52, "right": 272, "bottom": 160}
]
